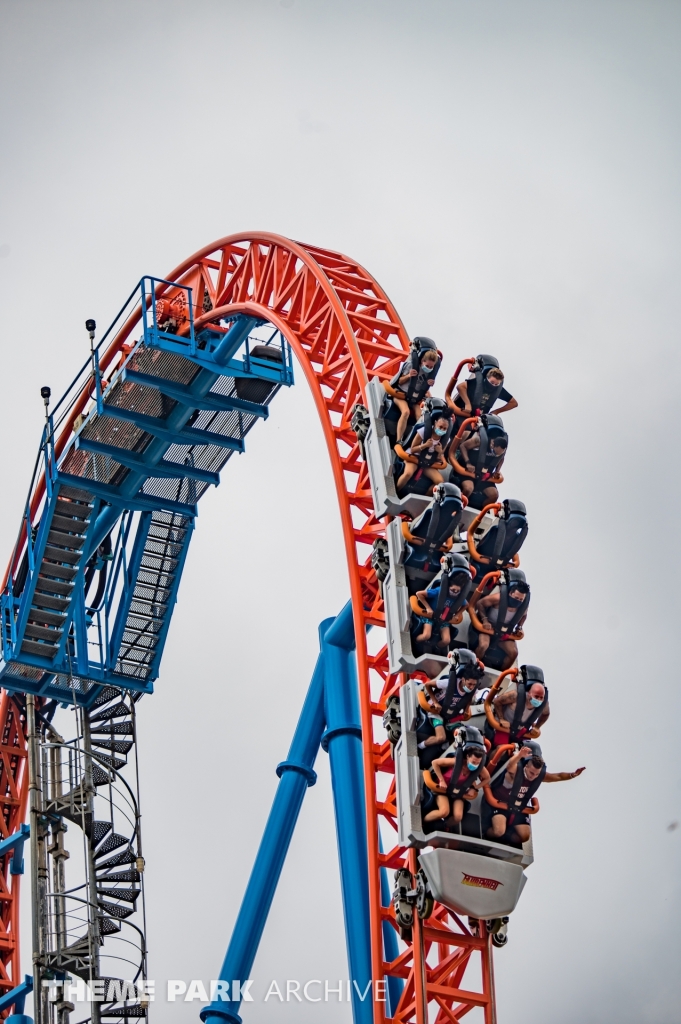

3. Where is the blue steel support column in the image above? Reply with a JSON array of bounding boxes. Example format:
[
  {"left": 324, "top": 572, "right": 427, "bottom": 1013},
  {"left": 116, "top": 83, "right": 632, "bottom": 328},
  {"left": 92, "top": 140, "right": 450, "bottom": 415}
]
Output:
[
  {"left": 200, "top": 651, "right": 326, "bottom": 1024},
  {"left": 320, "top": 603, "right": 373, "bottom": 1024}
]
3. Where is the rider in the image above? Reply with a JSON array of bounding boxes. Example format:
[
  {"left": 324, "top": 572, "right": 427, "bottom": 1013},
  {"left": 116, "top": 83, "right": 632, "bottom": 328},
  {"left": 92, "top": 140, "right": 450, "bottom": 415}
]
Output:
[
  {"left": 484, "top": 742, "right": 585, "bottom": 845},
  {"left": 424, "top": 725, "right": 490, "bottom": 828},
  {"left": 424, "top": 649, "right": 486, "bottom": 734},
  {"left": 447, "top": 355, "right": 518, "bottom": 426},
  {"left": 485, "top": 665, "right": 550, "bottom": 750},
  {"left": 396, "top": 409, "right": 451, "bottom": 494},
  {"left": 468, "top": 568, "right": 530, "bottom": 670},
  {"left": 453, "top": 428, "right": 507, "bottom": 509},
  {"left": 413, "top": 681, "right": 448, "bottom": 769},
  {"left": 411, "top": 554, "right": 473, "bottom": 653},
  {"left": 387, "top": 337, "right": 441, "bottom": 443}
]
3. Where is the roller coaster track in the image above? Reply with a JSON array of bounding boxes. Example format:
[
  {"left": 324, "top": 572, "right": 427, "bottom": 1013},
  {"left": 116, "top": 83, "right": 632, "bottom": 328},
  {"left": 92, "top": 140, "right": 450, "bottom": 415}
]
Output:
[{"left": 0, "top": 232, "right": 496, "bottom": 1022}]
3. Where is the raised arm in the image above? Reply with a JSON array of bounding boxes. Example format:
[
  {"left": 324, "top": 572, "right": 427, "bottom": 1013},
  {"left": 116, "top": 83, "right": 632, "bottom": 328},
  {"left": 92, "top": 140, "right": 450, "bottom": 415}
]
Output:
[{"left": 544, "top": 767, "right": 586, "bottom": 783}]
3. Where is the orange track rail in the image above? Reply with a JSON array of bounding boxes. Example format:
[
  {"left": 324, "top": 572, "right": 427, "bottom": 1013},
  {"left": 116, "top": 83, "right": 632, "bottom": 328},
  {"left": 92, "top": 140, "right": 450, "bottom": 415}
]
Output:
[{"left": 2, "top": 233, "right": 496, "bottom": 1022}]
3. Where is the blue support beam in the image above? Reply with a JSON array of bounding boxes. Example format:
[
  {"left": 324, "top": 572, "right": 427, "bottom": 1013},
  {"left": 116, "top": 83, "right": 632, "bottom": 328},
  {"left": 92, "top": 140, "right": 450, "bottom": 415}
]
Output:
[
  {"left": 0, "top": 825, "right": 31, "bottom": 876},
  {"left": 200, "top": 652, "right": 327, "bottom": 1024},
  {"left": 0, "top": 974, "right": 33, "bottom": 1015},
  {"left": 320, "top": 604, "right": 373, "bottom": 1024},
  {"left": 76, "top": 438, "right": 221, "bottom": 486},
  {"left": 122, "top": 369, "right": 269, "bottom": 419}
]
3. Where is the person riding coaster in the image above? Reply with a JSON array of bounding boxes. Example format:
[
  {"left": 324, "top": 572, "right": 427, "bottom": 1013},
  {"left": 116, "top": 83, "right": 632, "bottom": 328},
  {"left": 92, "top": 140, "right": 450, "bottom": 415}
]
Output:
[
  {"left": 484, "top": 664, "right": 549, "bottom": 755},
  {"left": 467, "top": 498, "right": 528, "bottom": 573},
  {"left": 445, "top": 354, "right": 518, "bottom": 429},
  {"left": 383, "top": 336, "right": 442, "bottom": 443},
  {"left": 483, "top": 741, "right": 585, "bottom": 847},
  {"left": 449, "top": 414, "right": 508, "bottom": 511},
  {"left": 467, "top": 567, "right": 530, "bottom": 670},
  {"left": 412, "top": 677, "right": 448, "bottom": 769},
  {"left": 421, "top": 724, "right": 490, "bottom": 832},
  {"left": 410, "top": 554, "right": 473, "bottom": 655},
  {"left": 395, "top": 398, "right": 454, "bottom": 497},
  {"left": 401, "top": 483, "right": 466, "bottom": 596},
  {"left": 423, "top": 649, "right": 487, "bottom": 735}
]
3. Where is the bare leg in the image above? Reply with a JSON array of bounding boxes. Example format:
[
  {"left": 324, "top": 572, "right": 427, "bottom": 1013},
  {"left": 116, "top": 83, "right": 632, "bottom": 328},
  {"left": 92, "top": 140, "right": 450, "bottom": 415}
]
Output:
[
  {"left": 487, "top": 813, "right": 508, "bottom": 839},
  {"left": 460, "top": 479, "right": 474, "bottom": 499},
  {"left": 415, "top": 621, "right": 433, "bottom": 643},
  {"left": 496, "top": 640, "right": 518, "bottom": 670},
  {"left": 512, "top": 825, "right": 531, "bottom": 843},
  {"left": 424, "top": 468, "right": 444, "bottom": 489},
  {"left": 397, "top": 461, "right": 418, "bottom": 491},
  {"left": 475, "top": 632, "right": 491, "bottom": 661},
  {"left": 437, "top": 625, "right": 451, "bottom": 649},
  {"left": 481, "top": 485, "right": 499, "bottom": 504},
  {"left": 424, "top": 794, "right": 450, "bottom": 822},
  {"left": 451, "top": 798, "right": 466, "bottom": 824},
  {"left": 394, "top": 398, "right": 411, "bottom": 443}
]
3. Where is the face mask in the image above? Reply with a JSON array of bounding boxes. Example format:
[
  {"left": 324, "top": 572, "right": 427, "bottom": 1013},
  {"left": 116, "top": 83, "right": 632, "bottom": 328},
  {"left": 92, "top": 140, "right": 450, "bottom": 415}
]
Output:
[
  {"left": 434, "top": 427, "right": 447, "bottom": 436},
  {"left": 467, "top": 760, "right": 480, "bottom": 772},
  {"left": 462, "top": 681, "right": 475, "bottom": 692},
  {"left": 529, "top": 697, "right": 543, "bottom": 708}
]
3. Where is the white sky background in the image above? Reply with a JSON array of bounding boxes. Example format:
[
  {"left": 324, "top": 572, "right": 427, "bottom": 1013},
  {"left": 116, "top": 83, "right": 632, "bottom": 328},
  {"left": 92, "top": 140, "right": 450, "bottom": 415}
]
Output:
[{"left": 1, "top": 0, "right": 680, "bottom": 1021}]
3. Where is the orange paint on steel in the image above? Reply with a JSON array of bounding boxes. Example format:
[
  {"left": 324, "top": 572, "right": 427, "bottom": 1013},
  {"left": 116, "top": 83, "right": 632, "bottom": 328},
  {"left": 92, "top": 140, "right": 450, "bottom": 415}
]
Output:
[
  {"left": 0, "top": 694, "right": 29, "bottom": 1005},
  {"left": 2, "top": 233, "right": 498, "bottom": 1021}
]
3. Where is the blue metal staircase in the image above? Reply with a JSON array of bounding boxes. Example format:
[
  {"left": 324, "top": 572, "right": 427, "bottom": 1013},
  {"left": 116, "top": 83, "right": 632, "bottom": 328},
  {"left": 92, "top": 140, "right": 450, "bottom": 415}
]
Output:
[{"left": 0, "top": 277, "right": 293, "bottom": 707}]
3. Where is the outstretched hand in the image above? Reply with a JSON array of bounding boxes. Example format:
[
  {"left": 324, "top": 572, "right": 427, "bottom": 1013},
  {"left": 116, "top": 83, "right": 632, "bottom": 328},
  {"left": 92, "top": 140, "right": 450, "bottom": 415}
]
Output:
[{"left": 571, "top": 767, "right": 586, "bottom": 778}]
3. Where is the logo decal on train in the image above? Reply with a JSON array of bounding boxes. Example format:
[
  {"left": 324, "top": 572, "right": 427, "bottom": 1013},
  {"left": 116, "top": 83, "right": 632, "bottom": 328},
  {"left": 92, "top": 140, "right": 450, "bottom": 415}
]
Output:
[{"left": 461, "top": 873, "right": 504, "bottom": 891}]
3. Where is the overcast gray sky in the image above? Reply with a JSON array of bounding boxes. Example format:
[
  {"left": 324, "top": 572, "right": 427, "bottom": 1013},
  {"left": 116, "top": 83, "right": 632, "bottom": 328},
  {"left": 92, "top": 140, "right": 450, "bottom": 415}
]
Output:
[{"left": 1, "top": 1, "right": 680, "bottom": 1022}]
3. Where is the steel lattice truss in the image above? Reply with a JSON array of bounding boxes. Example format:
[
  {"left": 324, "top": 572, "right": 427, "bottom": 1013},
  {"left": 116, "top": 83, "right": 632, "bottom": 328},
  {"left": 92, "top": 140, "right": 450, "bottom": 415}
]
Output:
[
  {"left": 0, "top": 694, "right": 28, "bottom": 1000},
  {"left": 0, "top": 233, "right": 496, "bottom": 1022}
]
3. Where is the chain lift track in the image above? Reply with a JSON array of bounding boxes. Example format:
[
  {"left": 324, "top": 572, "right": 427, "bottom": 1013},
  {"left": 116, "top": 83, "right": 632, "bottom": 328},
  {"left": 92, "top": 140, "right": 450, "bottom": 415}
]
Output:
[{"left": 0, "top": 233, "right": 499, "bottom": 1023}]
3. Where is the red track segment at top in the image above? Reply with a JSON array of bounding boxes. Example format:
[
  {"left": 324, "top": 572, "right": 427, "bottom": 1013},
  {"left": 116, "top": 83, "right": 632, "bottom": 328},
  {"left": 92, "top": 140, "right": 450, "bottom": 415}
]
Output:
[{"left": 2, "top": 233, "right": 495, "bottom": 1022}]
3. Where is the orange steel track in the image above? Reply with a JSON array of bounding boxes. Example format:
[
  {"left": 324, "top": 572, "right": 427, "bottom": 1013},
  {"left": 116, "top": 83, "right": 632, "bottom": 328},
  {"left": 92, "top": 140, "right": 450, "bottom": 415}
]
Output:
[
  {"left": 2, "top": 233, "right": 496, "bottom": 1022},
  {"left": 0, "top": 693, "right": 28, "bottom": 1004}
]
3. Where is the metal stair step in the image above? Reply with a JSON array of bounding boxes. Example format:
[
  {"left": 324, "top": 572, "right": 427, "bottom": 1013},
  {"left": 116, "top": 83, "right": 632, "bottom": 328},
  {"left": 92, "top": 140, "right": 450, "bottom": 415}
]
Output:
[
  {"left": 35, "top": 574, "right": 74, "bottom": 597},
  {"left": 101, "top": 1007, "right": 147, "bottom": 1018},
  {"left": 31, "top": 591, "right": 70, "bottom": 612},
  {"left": 24, "top": 623, "right": 63, "bottom": 642},
  {"left": 91, "top": 721, "right": 134, "bottom": 736},
  {"left": 21, "top": 638, "right": 58, "bottom": 659},
  {"left": 48, "top": 528, "right": 86, "bottom": 550},
  {"left": 96, "top": 869, "right": 141, "bottom": 883},
  {"left": 91, "top": 686, "right": 123, "bottom": 708},
  {"left": 54, "top": 498, "right": 92, "bottom": 521},
  {"left": 44, "top": 544, "right": 82, "bottom": 566},
  {"left": 97, "top": 900, "right": 135, "bottom": 920},
  {"left": 91, "top": 739, "right": 134, "bottom": 756},
  {"left": 95, "top": 848, "right": 137, "bottom": 871},
  {"left": 92, "top": 764, "right": 111, "bottom": 787},
  {"left": 40, "top": 560, "right": 78, "bottom": 581},
  {"left": 90, "top": 820, "right": 113, "bottom": 846},
  {"left": 94, "top": 833, "right": 129, "bottom": 861},
  {"left": 99, "top": 916, "right": 122, "bottom": 936},
  {"left": 50, "top": 513, "right": 91, "bottom": 535},
  {"left": 28, "top": 607, "right": 66, "bottom": 627},
  {"left": 97, "top": 887, "right": 140, "bottom": 904},
  {"left": 93, "top": 752, "right": 128, "bottom": 771},
  {"left": 90, "top": 701, "right": 131, "bottom": 722}
]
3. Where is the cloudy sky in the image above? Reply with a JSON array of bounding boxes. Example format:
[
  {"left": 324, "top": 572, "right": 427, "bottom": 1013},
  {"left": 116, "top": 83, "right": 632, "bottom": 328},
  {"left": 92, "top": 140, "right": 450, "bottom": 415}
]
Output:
[{"left": 1, "top": 1, "right": 680, "bottom": 1022}]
